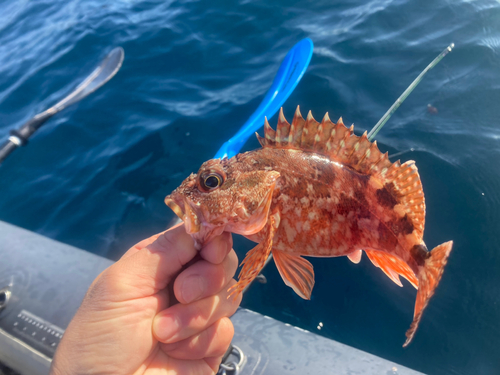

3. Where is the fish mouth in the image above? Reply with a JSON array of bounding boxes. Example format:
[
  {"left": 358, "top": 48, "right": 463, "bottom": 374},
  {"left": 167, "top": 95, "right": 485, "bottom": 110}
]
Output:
[
  {"left": 165, "top": 194, "right": 208, "bottom": 249},
  {"left": 165, "top": 195, "right": 201, "bottom": 233},
  {"left": 165, "top": 196, "right": 185, "bottom": 220}
]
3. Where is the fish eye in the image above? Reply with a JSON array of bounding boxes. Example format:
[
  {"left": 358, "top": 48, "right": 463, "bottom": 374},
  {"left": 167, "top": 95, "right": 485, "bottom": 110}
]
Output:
[
  {"left": 200, "top": 173, "right": 223, "bottom": 191},
  {"left": 205, "top": 175, "right": 220, "bottom": 188}
]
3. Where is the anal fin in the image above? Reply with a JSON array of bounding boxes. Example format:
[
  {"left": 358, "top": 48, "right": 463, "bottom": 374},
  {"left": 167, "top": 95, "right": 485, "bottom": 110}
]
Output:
[
  {"left": 365, "top": 249, "right": 418, "bottom": 289},
  {"left": 273, "top": 249, "right": 315, "bottom": 300}
]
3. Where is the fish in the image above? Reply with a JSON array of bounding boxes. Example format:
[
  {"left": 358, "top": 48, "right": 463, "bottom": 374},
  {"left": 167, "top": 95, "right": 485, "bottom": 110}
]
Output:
[{"left": 165, "top": 106, "right": 453, "bottom": 347}]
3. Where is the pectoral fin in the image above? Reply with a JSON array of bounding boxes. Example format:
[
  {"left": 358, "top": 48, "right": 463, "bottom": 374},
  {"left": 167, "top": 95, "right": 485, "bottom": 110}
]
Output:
[
  {"left": 273, "top": 249, "right": 315, "bottom": 300},
  {"left": 228, "top": 212, "right": 279, "bottom": 300}
]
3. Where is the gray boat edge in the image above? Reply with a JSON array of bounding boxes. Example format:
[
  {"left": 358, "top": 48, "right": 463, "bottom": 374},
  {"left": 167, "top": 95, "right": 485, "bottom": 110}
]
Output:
[{"left": 0, "top": 220, "right": 424, "bottom": 375}]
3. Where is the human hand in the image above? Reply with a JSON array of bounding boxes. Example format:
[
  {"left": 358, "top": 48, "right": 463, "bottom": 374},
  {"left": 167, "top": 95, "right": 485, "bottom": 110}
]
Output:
[{"left": 50, "top": 223, "right": 241, "bottom": 375}]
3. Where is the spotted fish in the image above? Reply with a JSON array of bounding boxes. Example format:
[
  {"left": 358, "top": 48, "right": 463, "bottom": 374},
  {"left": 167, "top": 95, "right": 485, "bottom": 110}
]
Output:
[{"left": 165, "top": 107, "right": 453, "bottom": 346}]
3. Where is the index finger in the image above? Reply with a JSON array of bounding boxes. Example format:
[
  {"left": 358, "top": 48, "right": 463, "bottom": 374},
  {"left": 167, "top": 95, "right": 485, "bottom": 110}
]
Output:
[{"left": 121, "top": 222, "right": 184, "bottom": 260}]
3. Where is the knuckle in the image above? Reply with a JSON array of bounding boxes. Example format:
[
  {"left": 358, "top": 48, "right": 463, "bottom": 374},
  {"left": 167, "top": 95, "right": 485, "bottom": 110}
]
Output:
[
  {"left": 205, "top": 319, "right": 234, "bottom": 358},
  {"left": 84, "top": 268, "right": 118, "bottom": 302},
  {"left": 158, "top": 231, "right": 193, "bottom": 268}
]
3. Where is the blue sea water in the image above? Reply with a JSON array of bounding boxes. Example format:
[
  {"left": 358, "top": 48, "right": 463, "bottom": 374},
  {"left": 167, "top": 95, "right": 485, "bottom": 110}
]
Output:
[{"left": 1, "top": 0, "right": 500, "bottom": 373}]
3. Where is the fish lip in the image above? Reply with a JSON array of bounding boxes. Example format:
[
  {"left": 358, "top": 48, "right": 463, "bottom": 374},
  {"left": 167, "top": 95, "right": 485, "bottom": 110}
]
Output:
[
  {"left": 165, "top": 195, "right": 185, "bottom": 220},
  {"left": 165, "top": 194, "right": 203, "bottom": 237},
  {"left": 165, "top": 194, "right": 224, "bottom": 250}
]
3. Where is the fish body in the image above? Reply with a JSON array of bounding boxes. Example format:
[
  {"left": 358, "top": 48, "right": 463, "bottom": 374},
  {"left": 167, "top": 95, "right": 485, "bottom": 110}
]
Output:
[
  {"left": 236, "top": 147, "right": 417, "bottom": 263},
  {"left": 165, "top": 107, "right": 453, "bottom": 346}
]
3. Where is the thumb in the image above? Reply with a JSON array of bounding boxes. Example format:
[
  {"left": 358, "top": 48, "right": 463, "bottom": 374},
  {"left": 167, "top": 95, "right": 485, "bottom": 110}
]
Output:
[{"left": 100, "top": 223, "right": 197, "bottom": 302}]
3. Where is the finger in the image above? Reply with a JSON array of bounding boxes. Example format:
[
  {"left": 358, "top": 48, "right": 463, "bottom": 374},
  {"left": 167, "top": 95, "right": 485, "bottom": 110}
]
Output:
[
  {"left": 142, "top": 349, "right": 218, "bottom": 375},
  {"left": 100, "top": 223, "right": 197, "bottom": 301},
  {"left": 200, "top": 231, "right": 233, "bottom": 264},
  {"left": 121, "top": 231, "right": 165, "bottom": 260},
  {"left": 160, "top": 317, "right": 234, "bottom": 360},
  {"left": 121, "top": 222, "right": 184, "bottom": 259},
  {"left": 153, "top": 279, "right": 241, "bottom": 344},
  {"left": 205, "top": 356, "right": 225, "bottom": 373},
  {"left": 174, "top": 249, "right": 238, "bottom": 304}
]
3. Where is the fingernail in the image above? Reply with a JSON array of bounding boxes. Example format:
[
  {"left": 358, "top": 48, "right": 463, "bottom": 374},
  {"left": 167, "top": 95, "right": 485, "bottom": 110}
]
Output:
[
  {"left": 153, "top": 314, "right": 179, "bottom": 342},
  {"left": 181, "top": 275, "right": 204, "bottom": 303}
]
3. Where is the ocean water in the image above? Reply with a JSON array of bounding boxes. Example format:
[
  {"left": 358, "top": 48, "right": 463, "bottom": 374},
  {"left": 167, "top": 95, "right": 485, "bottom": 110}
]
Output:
[{"left": 1, "top": 0, "right": 500, "bottom": 373}]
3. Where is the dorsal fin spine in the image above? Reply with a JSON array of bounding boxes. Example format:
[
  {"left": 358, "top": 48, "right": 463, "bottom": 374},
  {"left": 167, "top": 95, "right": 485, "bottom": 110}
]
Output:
[
  {"left": 346, "top": 139, "right": 359, "bottom": 160},
  {"left": 325, "top": 133, "right": 334, "bottom": 152},
  {"left": 300, "top": 111, "right": 320, "bottom": 149},
  {"left": 347, "top": 131, "right": 368, "bottom": 161},
  {"left": 373, "top": 151, "right": 389, "bottom": 175},
  {"left": 337, "top": 131, "right": 350, "bottom": 157},
  {"left": 277, "top": 108, "right": 291, "bottom": 146},
  {"left": 264, "top": 117, "right": 275, "bottom": 146},
  {"left": 290, "top": 106, "right": 305, "bottom": 147},
  {"left": 256, "top": 132, "right": 266, "bottom": 147},
  {"left": 353, "top": 132, "right": 371, "bottom": 168},
  {"left": 317, "top": 113, "right": 335, "bottom": 154},
  {"left": 279, "top": 107, "right": 286, "bottom": 123}
]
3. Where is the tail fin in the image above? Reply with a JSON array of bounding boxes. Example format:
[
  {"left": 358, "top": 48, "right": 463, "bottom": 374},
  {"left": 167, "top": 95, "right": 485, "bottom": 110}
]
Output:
[{"left": 403, "top": 241, "right": 453, "bottom": 347}]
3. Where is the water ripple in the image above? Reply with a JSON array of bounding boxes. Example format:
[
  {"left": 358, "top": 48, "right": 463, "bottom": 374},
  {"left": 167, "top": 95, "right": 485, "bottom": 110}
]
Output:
[{"left": 1, "top": 1, "right": 500, "bottom": 374}]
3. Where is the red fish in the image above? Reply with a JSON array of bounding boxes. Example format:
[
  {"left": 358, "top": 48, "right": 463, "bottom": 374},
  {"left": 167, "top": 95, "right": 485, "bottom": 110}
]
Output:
[{"left": 165, "top": 107, "right": 453, "bottom": 346}]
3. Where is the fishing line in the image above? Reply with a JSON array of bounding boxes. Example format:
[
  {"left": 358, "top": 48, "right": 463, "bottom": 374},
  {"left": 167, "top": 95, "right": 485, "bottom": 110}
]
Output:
[
  {"left": 246, "top": 43, "right": 455, "bottom": 295},
  {"left": 367, "top": 43, "right": 454, "bottom": 141}
]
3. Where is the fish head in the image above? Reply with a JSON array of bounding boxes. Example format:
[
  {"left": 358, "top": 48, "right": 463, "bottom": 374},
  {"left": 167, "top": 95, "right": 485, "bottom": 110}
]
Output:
[{"left": 165, "top": 157, "right": 280, "bottom": 250}]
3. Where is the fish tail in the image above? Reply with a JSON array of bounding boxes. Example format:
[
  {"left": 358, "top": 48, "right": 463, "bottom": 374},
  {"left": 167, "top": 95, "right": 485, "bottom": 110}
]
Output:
[{"left": 403, "top": 240, "right": 453, "bottom": 347}]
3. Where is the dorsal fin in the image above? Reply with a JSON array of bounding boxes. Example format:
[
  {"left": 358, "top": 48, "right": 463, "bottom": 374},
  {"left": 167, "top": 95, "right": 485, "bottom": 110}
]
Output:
[{"left": 257, "top": 106, "right": 426, "bottom": 240}]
